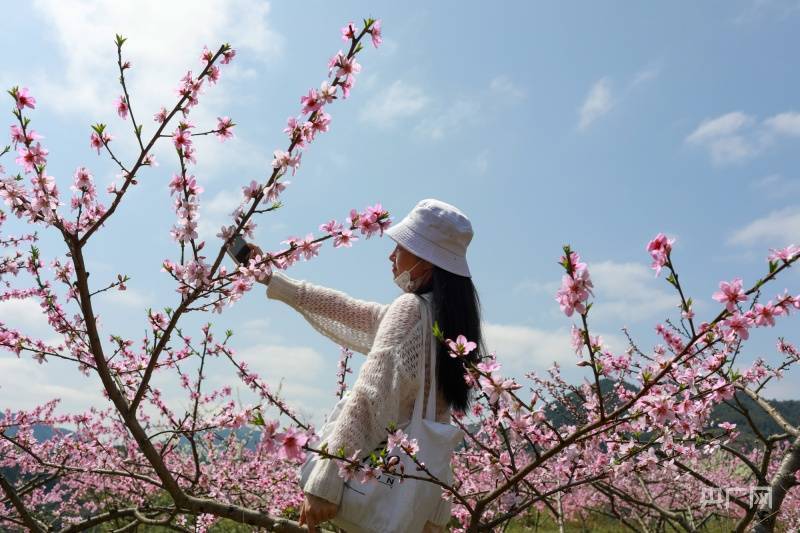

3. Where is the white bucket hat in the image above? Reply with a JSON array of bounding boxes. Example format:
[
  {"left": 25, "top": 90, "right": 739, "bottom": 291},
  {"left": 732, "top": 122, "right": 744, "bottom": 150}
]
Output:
[{"left": 385, "top": 198, "right": 473, "bottom": 277}]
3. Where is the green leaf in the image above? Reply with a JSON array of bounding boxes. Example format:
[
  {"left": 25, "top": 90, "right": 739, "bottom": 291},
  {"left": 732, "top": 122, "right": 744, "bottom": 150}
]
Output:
[
  {"left": 769, "top": 260, "right": 778, "bottom": 274},
  {"left": 431, "top": 321, "right": 444, "bottom": 341},
  {"left": 250, "top": 410, "right": 265, "bottom": 427},
  {"left": 115, "top": 34, "right": 127, "bottom": 47},
  {"left": 92, "top": 123, "right": 107, "bottom": 135}
]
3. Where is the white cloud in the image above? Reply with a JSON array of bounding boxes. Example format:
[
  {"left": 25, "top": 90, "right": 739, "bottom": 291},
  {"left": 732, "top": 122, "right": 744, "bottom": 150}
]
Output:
[
  {"left": 485, "top": 323, "right": 574, "bottom": 369},
  {"left": 630, "top": 65, "right": 661, "bottom": 87},
  {"left": 238, "top": 343, "right": 325, "bottom": 381},
  {"left": 0, "top": 358, "right": 107, "bottom": 413},
  {"left": 588, "top": 261, "right": 680, "bottom": 325},
  {"left": 577, "top": 65, "right": 659, "bottom": 131},
  {"left": 512, "top": 279, "right": 560, "bottom": 296},
  {"left": 489, "top": 75, "right": 526, "bottom": 101},
  {"left": 750, "top": 173, "right": 800, "bottom": 198},
  {"left": 230, "top": 342, "right": 334, "bottom": 421},
  {"left": 0, "top": 298, "right": 51, "bottom": 332},
  {"left": 15, "top": 0, "right": 281, "bottom": 179},
  {"left": 205, "top": 187, "right": 244, "bottom": 216},
  {"left": 513, "top": 260, "right": 679, "bottom": 326},
  {"left": 733, "top": 0, "right": 800, "bottom": 25},
  {"left": 728, "top": 206, "right": 800, "bottom": 247},
  {"left": 414, "top": 99, "right": 479, "bottom": 141},
  {"left": 358, "top": 80, "right": 429, "bottom": 127},
  {"left": 763, "top": 111, "right": 800, "bottom": 136},
  {"left": 485, "top": 322, "right": 626, "bottom": 379},
  {"left": 196, "top": 187, "right": 244, "bottom": 241},
  {"left": 686, "top": 112, "right": 754, "bottom": 144},
  {"left": 578, "top": 78, "right": 613, "bottom": 131},
  {"left": 28, "top": 0, "right": 283, "bottom": 119},
  {"left": 685, "top": 110, "right": 800, "bottom": 165},
  {"left": 238, "top": 318, "right": 278, "bottom": 340}
]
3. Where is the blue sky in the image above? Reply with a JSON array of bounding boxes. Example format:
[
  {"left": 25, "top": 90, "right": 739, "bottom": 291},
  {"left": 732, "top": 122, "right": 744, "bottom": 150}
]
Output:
[{"left": 1, "top": 1, "right": 799, "bottom": 426}]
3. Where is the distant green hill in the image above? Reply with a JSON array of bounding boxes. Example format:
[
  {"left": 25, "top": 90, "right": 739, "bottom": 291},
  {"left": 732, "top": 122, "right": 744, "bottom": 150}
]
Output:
[
  {"left": 710, "top": 393, "right": 800, "bottom": 446},
  {"left": 542, "top": 380, "right": 800, "bottom": 448}
]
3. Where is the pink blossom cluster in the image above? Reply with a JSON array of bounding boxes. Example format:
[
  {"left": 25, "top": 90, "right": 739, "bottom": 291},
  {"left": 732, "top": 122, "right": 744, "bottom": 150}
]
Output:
[
  {"left": 208, "top": 203, "right": 391, "bottom": 310},
  {"left": 89, "top": 128, "right": 113, "bottom": 154},
  {"left": 272, "top": 19, "right": 381, "bottom": 179},
  {"left": 168, "top": 171, "right": 203, "bottom": 243},
  {"left": 0, "top": 89, "right": 66, "bottom": 227},
  {"left": 713, "top": 281, "right": 799, "bottom": 342},
  {"left": 555, "top": 249, "right": 594, "bottom": 317},
  {"left": 646, "top": 232, "right": 675, "bottom": 276},
  {"left": 65, "top": 166, "right": 108, "bottom": 234},
  {"left": 386, "top": 428, "right": 420, "bottom": 455},
  {"left": 335, "top": 346, "right": 353, "bottom": 398}
]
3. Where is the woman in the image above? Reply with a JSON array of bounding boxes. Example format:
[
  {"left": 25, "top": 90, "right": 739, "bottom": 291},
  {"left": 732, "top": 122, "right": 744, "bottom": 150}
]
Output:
[{"left": 250, "top": 198, "right": 484, "bottom": 532}]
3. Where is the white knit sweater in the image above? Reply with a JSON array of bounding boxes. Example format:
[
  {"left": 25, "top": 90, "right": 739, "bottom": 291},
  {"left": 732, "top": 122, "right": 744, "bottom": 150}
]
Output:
[{"left": 266, "top": 271, "right": 452, "bottom": 526}]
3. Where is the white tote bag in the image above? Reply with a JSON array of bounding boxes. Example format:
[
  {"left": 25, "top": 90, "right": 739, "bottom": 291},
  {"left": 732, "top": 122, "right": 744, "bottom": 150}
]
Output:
[{"left": 300, "top": 293, "right": 463, "bottom": 532}]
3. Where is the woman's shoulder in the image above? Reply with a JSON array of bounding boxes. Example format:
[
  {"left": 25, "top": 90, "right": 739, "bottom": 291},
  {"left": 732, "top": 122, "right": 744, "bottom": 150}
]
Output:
[
  {"left": 371, "top": 292, "right": 427, "bottom": 347},
  {"left": 385, "top": 291, "right": 429, "bottom": 321}
]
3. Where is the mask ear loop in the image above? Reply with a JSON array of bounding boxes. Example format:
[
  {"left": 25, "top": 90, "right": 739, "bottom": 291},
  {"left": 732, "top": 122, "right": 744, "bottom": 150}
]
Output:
[{"left": 408, "top": 260, "right": 427, "bottom": 290}]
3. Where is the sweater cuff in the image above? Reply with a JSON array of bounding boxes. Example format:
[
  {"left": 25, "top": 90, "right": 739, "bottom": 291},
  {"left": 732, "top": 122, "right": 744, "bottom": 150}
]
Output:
[
  {"left": 265, "top": 271, "right": 301, "bottom": 306},
  {"left": 303, "top": 457, "right": 344, "bottom": 506}
]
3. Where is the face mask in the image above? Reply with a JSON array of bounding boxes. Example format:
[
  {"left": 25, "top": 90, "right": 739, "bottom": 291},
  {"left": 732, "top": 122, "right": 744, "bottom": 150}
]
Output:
[{"left": 393, "top": 259, "right": 424, "bottom": 292}]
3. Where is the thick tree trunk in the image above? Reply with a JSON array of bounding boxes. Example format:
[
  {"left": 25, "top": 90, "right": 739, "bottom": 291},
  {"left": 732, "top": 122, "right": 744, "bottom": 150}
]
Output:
[{"left": 750, "top": 436, "right": 800, "bottom": 533}]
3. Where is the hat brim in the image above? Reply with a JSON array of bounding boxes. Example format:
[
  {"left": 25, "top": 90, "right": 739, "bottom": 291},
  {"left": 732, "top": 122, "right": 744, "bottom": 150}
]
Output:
[{"left": 386, "top": 222, "right": 471, "bottom": 278}]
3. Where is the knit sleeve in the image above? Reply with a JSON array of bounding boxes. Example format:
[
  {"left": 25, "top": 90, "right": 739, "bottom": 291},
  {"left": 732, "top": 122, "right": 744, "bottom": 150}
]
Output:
[
  {"left": 302, "top": 292, "right": 424, "bottom": 504},
  {"left": 266, "top": 271, "right": 390, "bottom": 355}
]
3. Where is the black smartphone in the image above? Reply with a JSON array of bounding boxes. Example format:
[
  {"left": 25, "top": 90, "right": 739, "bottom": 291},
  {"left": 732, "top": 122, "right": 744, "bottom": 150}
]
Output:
[{"left": 226, "top": 235, "right": 252, "bottom": 265}]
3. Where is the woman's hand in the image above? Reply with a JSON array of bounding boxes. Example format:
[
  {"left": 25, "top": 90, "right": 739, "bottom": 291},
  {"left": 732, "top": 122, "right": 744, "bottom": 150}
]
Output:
[
  {"left": 245, "top": 242, "right": 272, "bottom": 285},
  {"left": 298, "top": 493, "right": 338, "bottom": 532},
  {"left": 422, "top": 520, "right": 446, "bottom": 532}
]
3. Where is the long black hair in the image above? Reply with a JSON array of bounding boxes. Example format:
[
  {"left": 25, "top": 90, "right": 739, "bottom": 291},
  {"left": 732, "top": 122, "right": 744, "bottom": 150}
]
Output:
[{"left": 414, "top": 265, "right": 485, "bottom": 413}]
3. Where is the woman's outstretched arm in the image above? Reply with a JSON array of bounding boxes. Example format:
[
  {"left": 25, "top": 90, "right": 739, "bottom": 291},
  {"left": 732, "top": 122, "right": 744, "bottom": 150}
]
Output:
[{"left": 266, "top": 271, "right": 390, "bottom": 355}]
